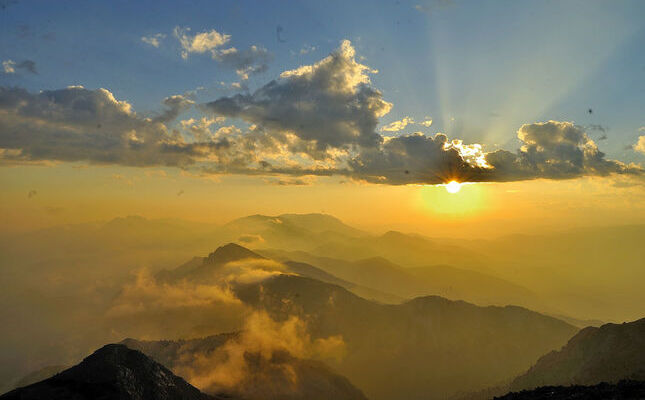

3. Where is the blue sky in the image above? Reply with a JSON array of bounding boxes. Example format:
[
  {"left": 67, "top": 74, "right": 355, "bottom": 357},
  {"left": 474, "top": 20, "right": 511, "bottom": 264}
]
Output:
[{"left": 1, "top": 0, "right": 644, "bottom": 165}]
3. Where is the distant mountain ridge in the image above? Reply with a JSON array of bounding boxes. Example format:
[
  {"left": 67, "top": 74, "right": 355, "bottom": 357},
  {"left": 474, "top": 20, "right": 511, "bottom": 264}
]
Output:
[{"left": 0, "top": 344, "right": 221, "bottom": 400}]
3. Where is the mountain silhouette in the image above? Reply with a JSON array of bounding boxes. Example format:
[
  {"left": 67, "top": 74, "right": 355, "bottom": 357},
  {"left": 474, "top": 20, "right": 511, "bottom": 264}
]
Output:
[
  {"left": 0, "top": 344, "right": 222, "bottom": 400},
  {"left": 496, "top": 380, "right": 645, "bottom": 399},
  {"left": 509, "top": 317, "right": 645, "bottom": 391}
]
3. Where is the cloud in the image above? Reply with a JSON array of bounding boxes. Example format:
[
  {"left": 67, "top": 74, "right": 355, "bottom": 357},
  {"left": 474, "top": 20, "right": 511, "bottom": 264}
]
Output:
[
  {"left": 141, "top": 33, "right": 166, "bottom": 48},
  {"left": 634, "top": 136, "right": 645, "bottom": 154},
  {"left": 173, "top": 26, "right": 271, "bottom": 80},
  {"left": 0, "top": 41, "right": 640, "bottom": 186},
  {"left": 349, "top": 121, "right": 641, "bottom": 185},
  {"left": 2, "top": 60, "right": 15, "bottom": 73},
  {"left": 106, "top": 269, "right": 241, "bottom": 319},
  {"left": 419, "top": 118, "right": 433, "bottom": 127},
  {"left": 2, "top": 59, "right": 37, "bottom": 74},
  {"left": 414, "top": 0, "right": 454, "bottom": 15},
  {"left": 205, "top": 40, "right": 391, "bottom": 151},
  {"left": 213, "top": 45, "right": 272, "bottom": 80},
  {"left": 298, "top": 44, "right": 317, "bottom": 55},
  {"left": 381, "top": 117, "right": 415, "bottom": 132},
  {"left": 175, "top": 311, "right": 346, "bottom": 396},
  {"left": 483, "top": 121, "right": 638, "bottom": 182},
  {"left": 0, "top": 86, "right": 206, "bottom": 167},
  {"left": 174, "top": 26, "right": 231, "bottom": 59}
]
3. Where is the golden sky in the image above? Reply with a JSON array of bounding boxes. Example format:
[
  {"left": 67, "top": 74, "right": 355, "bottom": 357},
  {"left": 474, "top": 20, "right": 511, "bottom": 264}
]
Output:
[{"left": 3, "top": 163, "right": 643, "bottom": 238}]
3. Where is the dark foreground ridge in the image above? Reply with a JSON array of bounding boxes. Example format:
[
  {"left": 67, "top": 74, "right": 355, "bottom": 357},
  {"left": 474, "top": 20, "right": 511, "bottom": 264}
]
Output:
[
  {"left": 495, "top": 380, "right": 645, "bottom": 400},
  {"left": 0, "top": 344, "right": 221, "bottom": 400}
]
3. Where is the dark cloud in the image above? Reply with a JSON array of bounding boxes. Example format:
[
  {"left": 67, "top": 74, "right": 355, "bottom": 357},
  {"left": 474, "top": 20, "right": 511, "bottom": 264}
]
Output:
[
  {"left": 349, "top": 133, "right": 487, "bottom": 184},
  {"left": 0, "top": 86, "right": 203, "bottom": 167},
  {"left": 483, "top": 121, "right": 636, "bottom": 182},
  {"left": 204, "top": 40, "right": 391, "bottom": 152},
  {"left": 154, "top": 95, "right": 194, "bottom": 123},
  {"left": 2, "top": 59, "right": 36, "bottom": 74},
  {"left": 16, "top": 60, "right": 37, "bottom": 74},
  {"left": 0, "top": 41, "right": 640, "bottom": 186},
  {"left": 213, "top": 46, "right": 273, "bottom": 80},
  {"left": 348, "top": 122, "right": 640, "bottom": 185}
]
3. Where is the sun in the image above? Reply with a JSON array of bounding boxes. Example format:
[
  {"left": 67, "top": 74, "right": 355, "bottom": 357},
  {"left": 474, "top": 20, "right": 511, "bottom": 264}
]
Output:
[{"left": 445, "top": 181, "right": 462, "bottom": 194}]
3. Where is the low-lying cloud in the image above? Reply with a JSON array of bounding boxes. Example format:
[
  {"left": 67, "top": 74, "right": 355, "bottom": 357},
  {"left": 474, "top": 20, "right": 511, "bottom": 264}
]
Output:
[{"left": 176, "top": 311, "right": 346, "bottom": 397}]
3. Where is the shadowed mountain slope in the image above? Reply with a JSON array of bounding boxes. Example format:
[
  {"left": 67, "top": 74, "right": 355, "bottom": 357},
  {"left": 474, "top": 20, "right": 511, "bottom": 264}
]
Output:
[
  {"left": 0, "top": 344, "right": 220, "bottom": 400},
  {"left": 496, "top": 380, "right": 645, "bottom": 400},
  {"left": 509, "top": 317, "right": 645, "bottom": 392}
]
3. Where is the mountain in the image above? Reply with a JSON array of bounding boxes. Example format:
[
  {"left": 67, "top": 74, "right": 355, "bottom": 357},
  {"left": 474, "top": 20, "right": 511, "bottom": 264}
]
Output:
[
  {"left": 233, "top": 274, "right": 578, "bottom": 400},
  {"left": 308, "top": 230, "right": 482, "bottom": 267},
  {"left": 11, "top": 365, "right": 67, "bottom": 389},
  {"left": 121, "top": 334, "right": 368, "bottom": 400},
  {"left": 509, "top": 317, "right": 645, "bottom": 392},
  {"left": 258, "top": 249, "right": 542, "bottom": 309},
  {"left": 495, "top": 380, "right": 645, "bottom": 400},
  {"left": 220, "top": 213, "right": 366, "bottom": 250},
  {"left": 156, "top": 243, "right": 267, "bottom": 282},
  {"left": 156, "top": 243, "right": 400, "bottom": 303},
  {"left": 0, "top": 344, "right": 221, "bottom": 400},
  {"left": 157, "top": 243, "right": 343, "bottom": 286}
]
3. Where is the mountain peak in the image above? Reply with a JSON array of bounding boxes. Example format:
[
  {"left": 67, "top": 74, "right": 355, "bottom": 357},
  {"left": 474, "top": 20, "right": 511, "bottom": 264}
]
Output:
[
  {"left": 1, "top": 344, "right": 217, "bottom": 400},
  {"left": 205, "top": 243, "right": 265, "bottom": 265}
]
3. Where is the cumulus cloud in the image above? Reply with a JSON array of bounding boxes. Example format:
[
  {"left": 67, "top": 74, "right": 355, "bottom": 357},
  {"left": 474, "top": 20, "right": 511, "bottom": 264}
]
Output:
[
  {"left": 173, "top": 26, "right": 271, "bottom": 80},
  {"left": 205, "top": 40, "right": 391, "bottom": 151},
  {"left": 0, "top": 86, "right": 208, "bottom": 166},
  {"left": 141, "top": 33, "right": 166, "bottom": 48},
  {"left": 634, "top": 135, "right": 645, "bottom": 154},
  {"left": 348, "top": 121, "right": 641, "bottom": 185},
  {"left": 482, "top": 121, "right": 638, "bottom": 182},
  {"left": 0, "top": 41, "right": 640, "bottom": 186}
]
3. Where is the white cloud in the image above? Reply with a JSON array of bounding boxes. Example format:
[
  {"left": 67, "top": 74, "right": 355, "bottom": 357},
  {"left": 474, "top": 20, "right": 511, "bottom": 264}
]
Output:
[
  {"left": 2, "top": 60, "right": 15, "bottom": 74},
  {"left": 634, "top": 135, "right": 645, "bottom": 154},
  {"left": 381, "top": 117, "right": 414, "bottom": 132},
  {"left": 172, "top": 26, "right": 271, "bottom": 80},
  {"left": 141, "top": 33, "right": 166, "bottom": 48},
  {"left": 173, "top": 26, "right": 231, "bottom": 59},
  {"left": 419, "top": 118, "right": 433, "bottom": 127}
]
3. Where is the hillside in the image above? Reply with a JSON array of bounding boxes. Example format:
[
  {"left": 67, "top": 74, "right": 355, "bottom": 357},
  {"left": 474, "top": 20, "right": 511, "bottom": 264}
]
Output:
[
  {"left": 509, "top": 317, "right": 645, "bottom": 391},
  {"left": 122, "top": 334, "right": 368, "bottom": 400},
  {"left": 0, "top": 344, "right": 221, "bottom": 400},
  {"left": 496, "top": 380, "right": 645, "bottom": 400},
  {"left": 234, "top": 274, "right": 578, "bottom": 400}
]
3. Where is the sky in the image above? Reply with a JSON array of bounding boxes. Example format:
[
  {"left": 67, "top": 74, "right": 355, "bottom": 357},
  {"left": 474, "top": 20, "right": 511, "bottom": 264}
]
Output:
[{"left": 1, "top": 0, "right": 644, "bottom": 237}]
